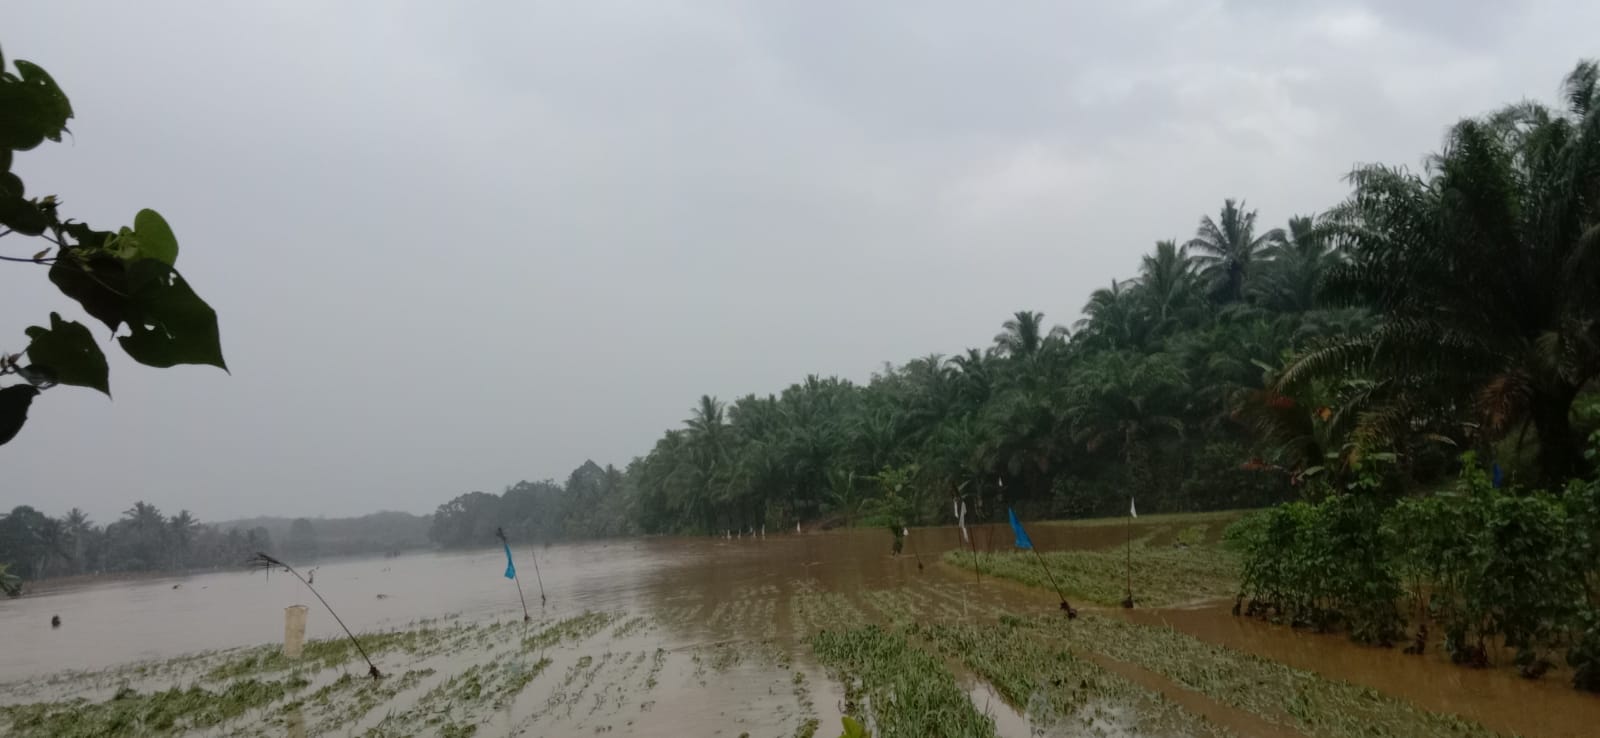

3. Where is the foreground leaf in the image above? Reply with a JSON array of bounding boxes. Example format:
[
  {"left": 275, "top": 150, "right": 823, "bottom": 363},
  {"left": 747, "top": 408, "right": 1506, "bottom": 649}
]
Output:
[
  {"left": 0, "top": 57, "right": 74, "bottom": 151},
  {"left": 48, "top": 252, "right": 132, "bottom": 332},
  {"left": 0, "top": 384, "right": 40, "bottom": 446},
  {"left": 132, "top": 208, "right": 178, "bottom": 265},
  {"left": 118, "top": 260, "right": 226, "bottom": 370},
  {"left": 25, "top": 313, "right": 110, "bottom": 394}
]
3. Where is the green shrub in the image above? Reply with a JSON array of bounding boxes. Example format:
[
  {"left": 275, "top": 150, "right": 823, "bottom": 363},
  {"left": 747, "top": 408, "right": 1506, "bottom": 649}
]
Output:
[
  {"left": 1238, "top": 454, "right": 1596, "bottom": 684},
  {"left": 1389, "top": 462, "right": 1583, "bottom": 668},
  {"left": 1235, "top": 494, "right": 1403, "bottom": 644}
]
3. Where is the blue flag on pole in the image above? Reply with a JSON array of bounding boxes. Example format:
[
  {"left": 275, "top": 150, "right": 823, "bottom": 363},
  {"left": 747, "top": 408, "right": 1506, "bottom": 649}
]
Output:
[
  {"left": 501, "top": 539, "right": 517, "bottom": 579},
  {"left": 1492, "top": 462, "right": 1503, "bottom": 489},
  {"left": 1008, "top": 508, "right": 1033, "bottom": 550}
]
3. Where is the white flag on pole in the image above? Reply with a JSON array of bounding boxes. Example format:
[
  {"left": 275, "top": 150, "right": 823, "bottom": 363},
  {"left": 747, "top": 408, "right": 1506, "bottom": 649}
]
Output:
[
  {"left": 955, "top": 499, "right": 969, "bottom": 543},
  {"left": 1130, "top": 497, "right": 1138, "bottom": 518}
]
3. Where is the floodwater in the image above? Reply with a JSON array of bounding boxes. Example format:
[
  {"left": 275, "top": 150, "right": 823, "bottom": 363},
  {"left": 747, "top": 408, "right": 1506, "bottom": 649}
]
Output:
[
  {"left": 1, "top": 522, "right": 1596, "bottom": 737},
  {"left": 0, "top": 523, "right": 1090, "bottom": 682}
]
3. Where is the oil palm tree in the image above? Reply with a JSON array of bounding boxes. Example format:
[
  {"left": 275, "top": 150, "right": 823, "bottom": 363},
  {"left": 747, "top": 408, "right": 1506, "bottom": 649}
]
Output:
[
  {"left": 980, "top": 383, "right": 1072, "bottom": 502},
  {"left": 1066, "top": 352, "right": 1189, "bottom": 496},
  {"left": 992, "top": 311, "right": 1068, "bottom": 359},
  {"left": 1136, "top": 239, "right": 1202, "bottom": 327},
  {"left": 1283, "top": 60, "right": 1600, "bottom": 480},
  {"left": 1187, "top": 199, "right": 1285, "bottom": 303},
  {"left": 1074, "top": 279, "right": 1146, "bottom": 350},
  {"left": 947, "top": 349, "right": 994, "bottom": 407},
  {"left": 1253, "top": 214, "right": 1344, "bottom": 312}
]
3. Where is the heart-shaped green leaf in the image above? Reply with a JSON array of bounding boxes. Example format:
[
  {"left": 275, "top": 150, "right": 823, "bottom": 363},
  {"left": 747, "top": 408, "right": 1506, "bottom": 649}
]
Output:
[{"left": 25, "top": 312, "right": 110, "bottom": 395}]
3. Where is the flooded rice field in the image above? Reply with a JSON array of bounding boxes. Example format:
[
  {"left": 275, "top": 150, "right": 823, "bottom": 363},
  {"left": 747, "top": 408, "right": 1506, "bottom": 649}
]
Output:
[{"left": 1, "top": 515, "right": 1595, "bottom": 737}]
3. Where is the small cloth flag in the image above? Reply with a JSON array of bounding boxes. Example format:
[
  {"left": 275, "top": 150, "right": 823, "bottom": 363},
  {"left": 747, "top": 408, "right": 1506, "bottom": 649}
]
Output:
[
  {"left": 955, "top": 499, "right": 969, "bottom": 543},
  {"left": 1130, "top": 497, "right": 1138, "bottom": 518},
  {"left": 501, "top": 539, "right": 516, "bottom": 580},
  {"left": 1008, "top": 508, "right": 1033, "bottom": 550}
]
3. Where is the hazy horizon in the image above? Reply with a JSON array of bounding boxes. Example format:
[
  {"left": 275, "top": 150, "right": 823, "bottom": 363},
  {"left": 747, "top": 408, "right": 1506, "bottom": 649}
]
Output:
[{"left": 4, "top": 1, "right": 1597, "bottom": 524}]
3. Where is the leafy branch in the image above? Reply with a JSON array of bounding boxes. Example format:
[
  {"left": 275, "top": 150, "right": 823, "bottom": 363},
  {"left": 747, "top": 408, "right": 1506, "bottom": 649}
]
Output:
[{"left": 0, "top": 44, "right": 225, "bottom": 445}]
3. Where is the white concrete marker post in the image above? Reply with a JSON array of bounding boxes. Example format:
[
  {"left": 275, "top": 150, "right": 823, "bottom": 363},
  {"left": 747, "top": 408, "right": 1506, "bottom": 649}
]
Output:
[{"left": 284, "top": 605, "right": 309, "bottom": 658}]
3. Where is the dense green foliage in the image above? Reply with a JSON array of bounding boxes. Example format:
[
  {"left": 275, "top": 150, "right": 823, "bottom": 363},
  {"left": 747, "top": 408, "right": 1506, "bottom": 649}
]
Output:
[
  {"left": 1223, "top": 59, "right": 1600, "bottom": 693},
  {"left": 1232, "top": 457, "right": 1600, "bottom": 688},
  {"left": 1230, "top": 493, "right": 1405, "bottom": 644},
  {"left": 0, "top": 46, "right": 224, "bottom": 446},
  {"left": 1282, "top": 63, "right": 1600, "bottom": 483}
]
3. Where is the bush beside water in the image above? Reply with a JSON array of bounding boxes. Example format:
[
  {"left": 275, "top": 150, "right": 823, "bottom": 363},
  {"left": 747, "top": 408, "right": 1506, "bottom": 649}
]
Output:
[{"left": 1230, "top": 455, "right": 1600, "bottom": 690}]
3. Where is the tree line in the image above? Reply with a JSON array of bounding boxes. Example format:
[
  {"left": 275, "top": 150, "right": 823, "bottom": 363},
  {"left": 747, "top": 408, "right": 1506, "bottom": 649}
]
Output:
[
  {"left": 429, "top": 461, "right": 633, "bottom": 547},
  {"left": 0, "top": 503, "right": 435, "bottom": 593},
  {"left": 431, "top": 62, "right": 1600, "bottom": 546},
  {"left": 0, "top": 503, "right": 273, "bottom": 591}
]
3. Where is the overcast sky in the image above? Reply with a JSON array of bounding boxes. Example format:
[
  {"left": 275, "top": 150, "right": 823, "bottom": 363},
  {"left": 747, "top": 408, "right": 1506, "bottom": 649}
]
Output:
[{"left": 2, "top": 1, "right": 1595, "bottom": 523}]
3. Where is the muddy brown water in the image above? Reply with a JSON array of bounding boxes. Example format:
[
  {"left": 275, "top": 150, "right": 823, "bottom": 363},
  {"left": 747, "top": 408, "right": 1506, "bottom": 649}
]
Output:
[{"left": 1, "top": 523, "right": 1596, "bottom": 737}]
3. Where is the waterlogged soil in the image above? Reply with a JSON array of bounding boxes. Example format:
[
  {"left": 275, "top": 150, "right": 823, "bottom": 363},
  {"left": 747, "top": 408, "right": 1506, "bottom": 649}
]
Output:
[{"left": 0, "top": 517, "right": 1595, "bottom": 737}]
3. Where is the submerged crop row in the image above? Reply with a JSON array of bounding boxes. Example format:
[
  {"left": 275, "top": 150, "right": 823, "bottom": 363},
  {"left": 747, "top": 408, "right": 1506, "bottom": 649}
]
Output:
[
  {"left": 915, "top": 621, "right": 1230, "bottom": 737},
  {"left": 1013, "top": 613, "right": 1501, "bottom": 738},
  {"left": 943, "top": 532, "right": 1239, "bottom": 607},
  {"left": 809, "top": 625, "right": 995, "bottom": 738}
]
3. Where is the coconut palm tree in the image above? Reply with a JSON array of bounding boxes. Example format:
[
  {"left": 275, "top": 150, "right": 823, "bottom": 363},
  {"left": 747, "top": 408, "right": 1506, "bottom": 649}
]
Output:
[
  {"left": 62, "top": 508, "right": 91, "bottom": 574},
  {"left": 169, "top": 510, "right": 199, "bottom": 569},
  {"left": 1187, "top": 199, "right": 1285, "bottom": 303},
  {"left": 1283, "top": 60, "right": 1600, "bottom": 480}
]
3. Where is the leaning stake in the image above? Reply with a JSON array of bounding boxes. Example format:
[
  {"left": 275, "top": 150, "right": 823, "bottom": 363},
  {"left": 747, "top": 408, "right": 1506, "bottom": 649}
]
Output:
[
  {"left": 496, "top": 527, "right": 531, "bottom": 622},
  {"left": 249, "top": 552, "right": 383, "bottom": 679},
  {"left": 1008, "top": 508, "right": 1076, "bottom": 618},
  {"left": 528, "top": 543, "right": 548, "bottom": 606}
]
